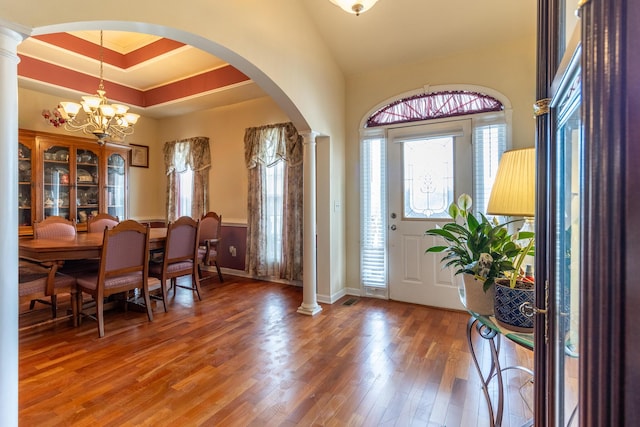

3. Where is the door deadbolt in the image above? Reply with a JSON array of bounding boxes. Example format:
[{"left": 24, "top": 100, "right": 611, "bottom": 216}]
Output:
[{"left": 391, "top": 212, "right": 397, "bottom": 219}]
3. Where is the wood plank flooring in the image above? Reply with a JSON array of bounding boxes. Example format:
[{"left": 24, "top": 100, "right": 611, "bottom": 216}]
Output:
[{"left": 19, "top": 274, "right": 533, "bottom": 426}]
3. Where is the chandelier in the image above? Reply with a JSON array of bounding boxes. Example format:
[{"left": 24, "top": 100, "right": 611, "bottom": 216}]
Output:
[
  {"left": 328, "top": 0, "right": 379, "bottom": 16},
  {"left": 55, "top": 31, "right": 139, "bottom": 145}
]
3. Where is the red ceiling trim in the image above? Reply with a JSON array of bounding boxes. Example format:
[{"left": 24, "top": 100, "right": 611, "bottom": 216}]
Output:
[
  {"left": 19, "top": 55, "right": 144, "bottom": 106},
  {"left": 18, "top": 55, "right": 250, "bottom": 108},
  {"left": 143, "top": 66, "right": 250, "bottom": 106},
  {"left": 32, "top": 34, "right": 185, "bottom": 69}
]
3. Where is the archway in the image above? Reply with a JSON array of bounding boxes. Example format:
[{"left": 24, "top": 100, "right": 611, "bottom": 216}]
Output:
[
  {"left": 2, "top": 14, "right": 339, "bottom": 424},
  {"left": 30, "top": 20, "right": 310, "bottom": 131}
]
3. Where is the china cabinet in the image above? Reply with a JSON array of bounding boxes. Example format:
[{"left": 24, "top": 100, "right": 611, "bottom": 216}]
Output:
[
  {"left": 18, "top": 129, "right": 130, "bottom": 235},
  {"left": 18, "top": 130, "right": 36, "bottom": 236},
  {"left": 103, "top": 146, "right": 129, "bottom": 221}
]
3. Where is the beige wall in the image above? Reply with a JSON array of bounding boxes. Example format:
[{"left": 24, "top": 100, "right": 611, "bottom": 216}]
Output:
[
  {"left": 18, "top": 87, "right": 164, "bottom": 221},
  {"left": 19, "top": 88, "right": 290, "bottom": 226},
  {"left": 4, "top": 0, "right": 347, "bottom": 303},
  {"left": 344, "top": 36, "right": 537, "bottom": 290},
  {"left": 156, "top": 96, "right": 290, "bottom": 224},
  {"left": 18, "top": 32, "right": 536, "bottom": 299},
  {"left": 10, "top": 4, "right": 536, "bottom": 302}
]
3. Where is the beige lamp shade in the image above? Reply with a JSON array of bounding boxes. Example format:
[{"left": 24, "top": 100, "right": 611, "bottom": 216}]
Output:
[{"left": 486, "top": 147, "right": 536, "bottom": 217}]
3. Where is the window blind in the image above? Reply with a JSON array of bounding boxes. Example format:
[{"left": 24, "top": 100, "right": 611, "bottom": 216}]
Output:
[
  {"left": 473, "top": 123, "right": 506, "bottom": 216},
  {"left": 360, "top": 136, "right": 387, "bottom": 288}
]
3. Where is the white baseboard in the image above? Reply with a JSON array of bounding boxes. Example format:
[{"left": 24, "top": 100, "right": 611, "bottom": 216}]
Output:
[
  {"left": 317, "top": 288, "right": 345, "bottom": 304},
  {"left": 212, "top": 268, "right": 369, "bottom": 305}
]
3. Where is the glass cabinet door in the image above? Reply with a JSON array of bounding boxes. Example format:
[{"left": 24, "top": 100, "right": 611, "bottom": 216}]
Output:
[
  {"left": 75, "top": 147, "right": 100, "bottom": 225},
  {"left": 106, "top": 152, "right": 127, "bottom": 219},
  {"left": 18, "top": 142, "right": 34, "bottom": 230},
  {"left": 537, "top": 0, "right": 584, "bottom": 423},
  {"left": 42, "top": 144, "right": 71, "bottom": 221},
  {"left": 553, "top": 65, "right": 581, "bottom": 426}
]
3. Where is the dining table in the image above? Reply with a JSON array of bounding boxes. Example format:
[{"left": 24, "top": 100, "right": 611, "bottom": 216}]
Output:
[
  {"left": 19, "top": 227, "right": 168, "bottom": 321},
  {"left": 19, "top": 227, "right": 167, "bottom": 263}
]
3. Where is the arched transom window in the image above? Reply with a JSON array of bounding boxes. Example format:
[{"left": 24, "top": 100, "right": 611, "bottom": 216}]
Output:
[{"left": 365, "top": 90, "right": 504, "bottom": 127}]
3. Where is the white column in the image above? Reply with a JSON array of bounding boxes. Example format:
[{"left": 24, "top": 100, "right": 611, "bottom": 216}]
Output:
[
  {"left": 297, "top": 131, "right": 322, "bottom": 316},
  {"left": 0, "top": 25, "right": 26, "bottom": 427}
]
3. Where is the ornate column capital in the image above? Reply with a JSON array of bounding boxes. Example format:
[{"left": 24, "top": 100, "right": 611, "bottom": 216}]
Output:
[{"left": 298, "top": 130, "right": 320, "bottom": 145}]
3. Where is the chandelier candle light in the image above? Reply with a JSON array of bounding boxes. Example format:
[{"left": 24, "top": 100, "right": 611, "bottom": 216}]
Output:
[
  {"left": 52, "top": 31, "right": 139, "bottom": 144},
  {"left": 329, "top": 0, "right": 379, "bottom": 16}
]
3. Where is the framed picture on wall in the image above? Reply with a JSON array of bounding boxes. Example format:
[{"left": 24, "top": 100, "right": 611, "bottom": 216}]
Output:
[{"left": 130, "top": 144, "right": 149, "bottom": 168}]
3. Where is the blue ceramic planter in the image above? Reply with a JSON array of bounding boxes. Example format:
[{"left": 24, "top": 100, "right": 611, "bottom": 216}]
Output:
[{"left": 494, "top": 280, "right": 534, "bottom": 333}]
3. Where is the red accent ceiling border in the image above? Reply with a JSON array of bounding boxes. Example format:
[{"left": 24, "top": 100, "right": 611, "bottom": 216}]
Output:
[
  {"left": 18, "top": 55, "right": 250, "bottom": 108},
  {"left": 144, "top": 66, "right": 250, "bottom": 106},
  {"left": 33, "top": 34, "right": 185, "bottom": 69}
]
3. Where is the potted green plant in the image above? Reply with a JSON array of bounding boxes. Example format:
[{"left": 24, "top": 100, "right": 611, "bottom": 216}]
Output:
[{"left": 425, "top": 194, "right": 525, "bottom": 315}]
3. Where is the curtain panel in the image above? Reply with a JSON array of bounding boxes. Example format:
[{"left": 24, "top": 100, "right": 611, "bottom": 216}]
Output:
[
  {"left": 163, "top": 136, "right": 211, "bottom": 222},
  {"left": 244, "top": 122, "right": 303, "bottom": 281}
]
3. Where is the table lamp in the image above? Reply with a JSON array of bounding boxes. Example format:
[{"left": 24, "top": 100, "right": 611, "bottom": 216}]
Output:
[{"left": 486, "top": 147, "right": 536, "bottom": 233}]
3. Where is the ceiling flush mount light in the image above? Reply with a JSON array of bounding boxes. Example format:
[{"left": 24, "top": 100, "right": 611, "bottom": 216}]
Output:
[
  {"left": 52, "top": 31, "right": 139, "bottom": 145},
  {"left": 329, "top": 0, "right": 379, "bottom": 16}
]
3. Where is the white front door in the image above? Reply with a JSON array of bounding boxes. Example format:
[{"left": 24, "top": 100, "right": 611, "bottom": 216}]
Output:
[{"left": 387, "top": 120, "right": 472, "bottom": 309}]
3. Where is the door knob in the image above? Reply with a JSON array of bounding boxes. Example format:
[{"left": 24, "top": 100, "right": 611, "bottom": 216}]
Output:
[{"left": 390, "top": 224, "right": 397, "bottom": 231}]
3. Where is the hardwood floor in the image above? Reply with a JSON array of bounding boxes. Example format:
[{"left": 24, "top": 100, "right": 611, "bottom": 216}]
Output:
[{"left": 19, "top": 274, "right": 533, "bottom": 426}]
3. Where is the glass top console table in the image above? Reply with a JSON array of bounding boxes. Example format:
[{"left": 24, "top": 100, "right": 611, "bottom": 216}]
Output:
[{"left": 467, "top": 311, "right": 534, "bottom": 427}]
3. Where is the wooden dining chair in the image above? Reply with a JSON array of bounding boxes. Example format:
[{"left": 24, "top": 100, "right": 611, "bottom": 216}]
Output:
[
  {"left": 19, "top": 259, "right": 77, "bottom": 327},
  {"left": 29, "top": 215, "right": 77, "bottom": 315},
  {"left": 70, "top": 213, "right": 119, "bottom": 276},
  {"left": 87, "top": 213, "right": 119, "bottom": 233},
  {"left": 33, "top": 216, "right": 76, "bottom": 239},
  {"left": 197, "top": 211, "right": 224, "bottom": 283},
  {"left": 74, "top": 220, "right": 153, "bottom": 338},
  {"left": 149, "top": 216, "right": 202, "bottom": 312}
]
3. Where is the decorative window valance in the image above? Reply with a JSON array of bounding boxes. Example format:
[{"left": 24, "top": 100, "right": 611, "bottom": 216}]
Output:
[
  {"left": 163, "top": 136, "right": 211, "bottom": 175},
  {"left": 366, "top": 91, "right": 504, "bottom": 127},
  {"left": 244, "top": 122, "right": 303, "bottom": 169}
]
